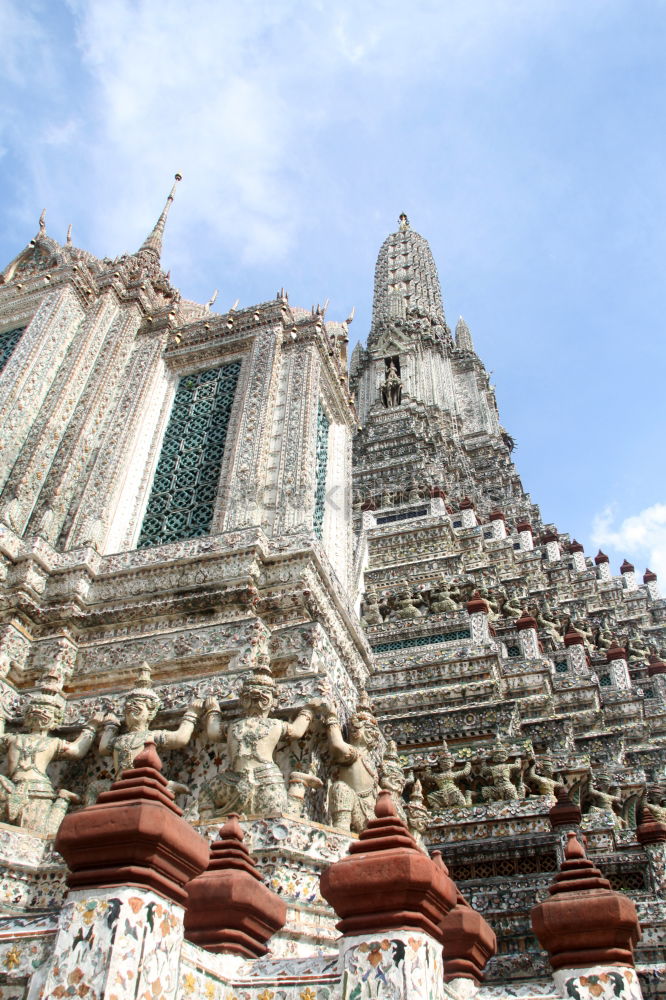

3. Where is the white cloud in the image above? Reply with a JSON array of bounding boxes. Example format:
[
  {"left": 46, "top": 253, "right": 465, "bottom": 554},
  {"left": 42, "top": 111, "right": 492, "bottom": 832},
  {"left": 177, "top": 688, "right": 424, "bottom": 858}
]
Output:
[
  {"left": 6, "top": 0, "right": 594, "bottom": 270},
  {"left": 592, "top": 503, "right": 666, "bottom": 581}
]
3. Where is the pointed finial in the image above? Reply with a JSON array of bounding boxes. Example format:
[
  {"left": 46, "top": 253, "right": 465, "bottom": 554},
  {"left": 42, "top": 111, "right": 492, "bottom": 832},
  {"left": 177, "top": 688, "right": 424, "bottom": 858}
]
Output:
[
  {"left": 138, "top": 172, "right": 182, "bottom": 259},
  {"left": 345, "top": 305, "right": 355, "bottom": 326},
  {"left": 398, "top": 212, "right": 409, "bottom": 231},
  {"left": 66, "top": 224, "right": 73, "bottom": 245},
  {"left": 39, "top": 209, "right": 46, "bottom": 233},
  {"left": 206, "top": 289, "right": 218, "bottom": 310}
]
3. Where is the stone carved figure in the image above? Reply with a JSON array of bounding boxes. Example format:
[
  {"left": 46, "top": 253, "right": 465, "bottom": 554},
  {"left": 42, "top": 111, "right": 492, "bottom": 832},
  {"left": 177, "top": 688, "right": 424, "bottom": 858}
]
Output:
[
  {"left": 586, "top": 772, "right": 625, "bottom": 828},
  {"left": 426, "top": 741, "right": 471, "bottom": 809},
  {"left": 92, "top": 663, "right": 202, "bottom": 803},
  {"left": 429, "top": 580, "right": 460, "bottom": 616},
  {"left": 0, "top": 670, "right": 103, "bottom": 836},
  {"left": 498, "top": 588, "right": 523, "bottom": 620},
  {"left": 201, "top": 638, "right": 319, "bottom": 818},
  {"left": 379, "top": 739, "right": 408, "bottom": 821},
  {"left": 361, "top": 588, "right": 384, "bottom": 627},
  {"left": 481, "top": 739, "right": 522, "bottom": 802},
  {"left": 381, "top": 359, "right": 402, "bottom": 408},
  {"left": 524, "top": 756, "right": 561, "bottom": 797},
  {"left": 324, "top": 691, "right": 381, "bottom": 833},
  {"left": 571, "top": 618, "right": 595, "bottom": 654},
  {"left": 626, "top": 632, "right": 649, "bottom": 664},
  {"left": 594, "top": 625, "right": 613, "bottom": 653},
  {"left": 390, "top": 580, "right": 422, "bottom": 621},
  {"left": 535, "top": 601, "right": 563, "bottom": 649},
  {"left": 405, "top": 778, "right": 431, "bottom": 851}
]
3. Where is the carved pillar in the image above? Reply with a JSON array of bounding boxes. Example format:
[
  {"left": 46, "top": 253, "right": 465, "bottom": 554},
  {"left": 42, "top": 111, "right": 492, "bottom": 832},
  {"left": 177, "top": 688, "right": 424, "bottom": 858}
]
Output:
[
  {"left": 531, "top": 833, "right": 642, "bottom": 1000},
  {"left": 564, "top": 628, "right": 588, "bottom": 675},
  {"left": 620, "top": 559, "right": 638, "bottom": 592},
  {"left": 517, "top": 520, "right": 534, "bottom": 551},
  {"left": 569, "top": 539, "right": 586, "bottom": 573},
  {"left": 320, "top": 792, "right": 456, "bottom": 1000},
  {"left": 542, "top": 530, "right": 561, "bottom": 562},
  {"left": 643, "top": 568, "right": 660, "bottom": 600},
  {"left": 595, "top": 550, "right": 612, "bottom": 582},
  {"left": 0, "top": 287, "right": 86, "bottom": 499},
  {"left": 41, "top": 743, "right": 208, "bottom": 1000},
  {"left": 224, "top": 325, "right": 283, "bottom": 530},
  {"left": 516, "top": 612, "right": 539, "bottom": 659},
  {"left": 459, "top": 498, "right": 477, "bottom": 528},
  {"left": 489, "top": 509, "right": 507, "bottom": 540},
  {"left": 466, "top": 592, "right": 490, "bottom": 644},
  {"left": 607, "top": 643, "right": 631, "bottom": 691},
  {"left": 272, "top": 340, "right": 318, "bottom": 536}
]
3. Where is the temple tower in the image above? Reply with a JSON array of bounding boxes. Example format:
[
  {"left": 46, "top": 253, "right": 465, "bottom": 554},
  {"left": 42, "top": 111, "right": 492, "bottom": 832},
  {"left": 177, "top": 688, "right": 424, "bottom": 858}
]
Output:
[{"left": 351, "top": 214, "right": 528, "bottom": 520}]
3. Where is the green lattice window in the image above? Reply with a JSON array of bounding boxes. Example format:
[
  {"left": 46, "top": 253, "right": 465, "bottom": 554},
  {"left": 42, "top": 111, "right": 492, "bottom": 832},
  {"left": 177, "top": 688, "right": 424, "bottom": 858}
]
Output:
[
  {"left": 0, "top": 327, "right": 25, "bottom": 372},
  {"left": 137, "top": 362, "right": 240, "bottom": 548},
  {"left": 314, "top": 403, "right": 329, "bottom": 539},
  {"left": 371, "top": 629, "right": 470, "bottom": 652},
  {"left": 554, "top": 661, "right": 568, "bottom": 673}
]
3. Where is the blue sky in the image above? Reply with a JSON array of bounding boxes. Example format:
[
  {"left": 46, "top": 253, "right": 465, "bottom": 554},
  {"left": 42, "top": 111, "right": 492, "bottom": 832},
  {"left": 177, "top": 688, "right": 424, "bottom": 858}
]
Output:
[{"left": 1, "top": 0, "right": 666, "bottom": 578}]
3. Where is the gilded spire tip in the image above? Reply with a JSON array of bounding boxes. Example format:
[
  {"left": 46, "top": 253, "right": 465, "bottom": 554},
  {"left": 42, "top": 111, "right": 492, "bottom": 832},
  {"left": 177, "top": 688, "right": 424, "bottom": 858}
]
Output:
[{"left": 398, "top": 212, "right": 409, "bottom": 231}]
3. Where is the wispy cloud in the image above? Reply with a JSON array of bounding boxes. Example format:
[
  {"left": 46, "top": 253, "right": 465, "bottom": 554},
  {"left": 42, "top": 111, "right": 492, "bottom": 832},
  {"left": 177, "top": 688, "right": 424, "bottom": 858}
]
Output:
[{"left": 592, "top": 503, "right": 666, "bottom": 581}]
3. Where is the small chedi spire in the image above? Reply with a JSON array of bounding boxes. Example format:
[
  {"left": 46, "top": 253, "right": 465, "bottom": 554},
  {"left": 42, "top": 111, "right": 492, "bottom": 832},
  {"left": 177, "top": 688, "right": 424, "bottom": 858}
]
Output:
[
  {"left": 38, "top": 208, "right": 46, "bottom": 234},
  {"left": 138, "top": 172, "right": 182, "bottom": 259},
  {"left": 455, "top": 315, "right": 474, "bottom": 351}
]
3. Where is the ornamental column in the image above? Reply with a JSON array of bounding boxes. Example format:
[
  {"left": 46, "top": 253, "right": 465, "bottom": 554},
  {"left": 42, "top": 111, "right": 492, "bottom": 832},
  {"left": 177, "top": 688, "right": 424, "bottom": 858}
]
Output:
[
  {"left": 40, "top": 743, "right": 209, "bottom": 1000},
  {"left": 489, "top": 509, "right": 507, "bottom": 540},
  {"left": 643, "top": 568, "right": 660, "bottom": 600},
  {"left": 564, "top": 627, "right": 588, "bottom": 675},
  {"left": 620, "top": 559, "right": 638, "bottom": 592},
  {"left": 606, "top": 642, "right": 631, "bottom": 691},
  {"left": 516, "top": 611, "right": 540, "bottom": 659},
  {"left": 531, "top": 832, "right": 642, "bottom": 1000},
  {"left": 184, "top": 814, "right": 286, "bottom": 958},
  {"left": 541, "top": 530, "right": 561, "bottom": 562},
  {"left": 459, "top": 497, "right": 477, "bottom": 528},
  {"left": 320, "top": 791, "right": 457, "bottom": 1000},
  {"left": 466, "top": 591, "right": 491, "bottom": 644},
  {"left": 569, "top": 539, "right": 586, "bottom": 573},
  {"left": 516, "top": 520, "right": 534, "bottom": 551},
  {"left": 595, "top": 550, "right": 611, "bottom": 582},
  {"left": 636, "top": 806, "right": 666, "bottom": 897}
]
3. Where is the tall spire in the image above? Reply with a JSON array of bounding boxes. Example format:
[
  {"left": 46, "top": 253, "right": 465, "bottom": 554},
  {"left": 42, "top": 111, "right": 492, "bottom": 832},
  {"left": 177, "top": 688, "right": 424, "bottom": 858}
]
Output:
[
  {"left": 138, "top": 173, "right": 182, "bottom": 259},
  {"left": 370, "top": 213, "right": 446, "bottom": 334}
]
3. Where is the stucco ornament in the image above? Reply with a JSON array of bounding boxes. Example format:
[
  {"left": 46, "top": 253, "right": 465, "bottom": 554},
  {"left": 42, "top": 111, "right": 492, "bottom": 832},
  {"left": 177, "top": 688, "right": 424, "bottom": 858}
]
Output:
[
  {"left": 89, "top": 662, "right": 202, "bottom": 803},
  {"left": 324, "top": 689, "right": 381, "bottom": 832},
  {"left": 481, "top": 737, "right": 523, "bottom": 802},
  {"left": 425, "top": 739, "right": 471, "bottom": 809},
  {"left": 200, "top": 631, "right": 320, "bottom": 818},
  {"left": 0, "top": 669, "right": 103, "bottom": 836}
]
